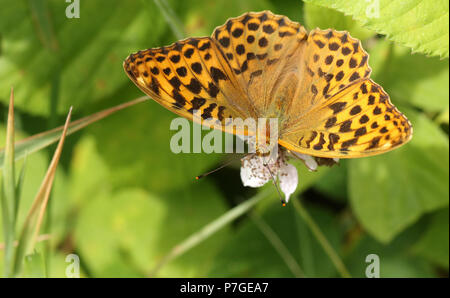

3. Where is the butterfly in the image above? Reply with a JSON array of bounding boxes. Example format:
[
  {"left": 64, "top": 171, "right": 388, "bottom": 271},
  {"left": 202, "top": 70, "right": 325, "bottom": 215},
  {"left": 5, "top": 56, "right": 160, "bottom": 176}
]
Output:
[
  {"left": 123, "top": 10, "right": 412, "bottom": 160},
  {"left": 123, "top": 11, "right": 413, "bottom": 202}
]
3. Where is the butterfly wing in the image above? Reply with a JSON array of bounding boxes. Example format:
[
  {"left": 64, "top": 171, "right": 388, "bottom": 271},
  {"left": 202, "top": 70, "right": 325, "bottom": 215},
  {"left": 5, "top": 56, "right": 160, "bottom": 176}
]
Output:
[
  {"left": 124, "top": 12, "right": 412, "bottom": 157},
  {"left": 124, "top": 11, "right": 308, "bottom": 136},
  {"left": 124, "top": 37, "right": 256, "bottom": 135},
  {"left": 212, "top": 11, "right": 308, "bottom": 116},
  {"left": 279, "top": 29, "right": 412, "bottom": 158}
]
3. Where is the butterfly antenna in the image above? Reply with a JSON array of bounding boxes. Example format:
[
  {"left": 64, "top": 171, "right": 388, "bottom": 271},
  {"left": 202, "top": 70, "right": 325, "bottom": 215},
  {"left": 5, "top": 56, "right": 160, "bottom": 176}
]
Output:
[
  {"left": 195, "top": 154, "right": 244, "bottom": 180},
  {"left": 263, "top": 162, "right": 286, "bottom": 207}
]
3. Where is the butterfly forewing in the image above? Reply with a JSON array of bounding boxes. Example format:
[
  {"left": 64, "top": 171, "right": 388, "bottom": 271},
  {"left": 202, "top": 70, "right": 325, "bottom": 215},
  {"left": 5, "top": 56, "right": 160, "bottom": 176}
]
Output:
[
  {"left": 212, "top": 11, "right": 308, "bottom": 115},
  {"left": 124, "top": 37, "right": 254, "bottom": 135}
]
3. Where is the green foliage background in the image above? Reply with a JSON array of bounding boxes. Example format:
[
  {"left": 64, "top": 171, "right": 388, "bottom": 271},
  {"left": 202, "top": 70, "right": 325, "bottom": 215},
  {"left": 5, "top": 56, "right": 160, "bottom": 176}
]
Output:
[{"left": 0, "top": 0, "right": 448, "bottom": 277}]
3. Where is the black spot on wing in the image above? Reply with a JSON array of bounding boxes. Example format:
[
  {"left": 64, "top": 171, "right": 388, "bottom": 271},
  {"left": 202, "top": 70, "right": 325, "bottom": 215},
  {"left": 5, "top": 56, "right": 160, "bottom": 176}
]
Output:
[
  {"left": 210, "top": 67, "right": 227, "bottom": 83},
  {"left": 170, "top": 55, "right": 180, "bottom": 63},
  {"left": 219, "top": 37, "right": 230, "bottom": 48},
  {"left": 325, "top": 116, "right": 337, "bottom": 128},
  {"left": 232, "top": 28, "right": 243, "bottom": 38},
  {"left": 201, "top": 103, "right": 217, "bottom": 119},
  {"left": 313, "top": 133, "right": 326, "bottom": 150},
  {"left": 207, "top": 82, "right": 220, "bottom": 98},
  {"left": 305, "top": 131, "right": 318, "bottom": 148},
  {"left": 328, "top": 133, "right": 340, "bottom": 151},
  {"left": 341, "top": 138, "right": 357, "bottom": 148},
  {"left": 169, "top": 76, "right": 182, "bottom": 90},
  {"left": 190, "top": 97, "right": 206, "bottom": 110},
  {"left": 191, "top": 62, "right": 202, "bottom": 74},
  {"left": 339, "top": 120, "right": 352, "bottom": 132},
  {"left": 172, "top": 89, "right": 186, "bottom": 109},
  {"left": 150, "top": 76, "right": 160, "bottom": 95},
  {"left": 186, "top": 78, "right": 202, "bottom": 94},
  {"left": 350, "top": 105, "right": 362, "bottom": 115},
  {"left": 329, "top": 102, "right": 347, "bottom": 114}
]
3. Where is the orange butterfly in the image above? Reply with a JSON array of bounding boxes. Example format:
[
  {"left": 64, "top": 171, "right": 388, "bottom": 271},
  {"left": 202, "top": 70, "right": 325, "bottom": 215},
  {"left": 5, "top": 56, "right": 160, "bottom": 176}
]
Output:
[{"left": 124, "top": 11, "right": 412, "bottom": 202}]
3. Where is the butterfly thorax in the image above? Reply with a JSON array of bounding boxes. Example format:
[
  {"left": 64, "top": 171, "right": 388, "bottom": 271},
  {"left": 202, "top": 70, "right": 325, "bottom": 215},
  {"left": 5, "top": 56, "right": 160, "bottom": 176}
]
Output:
[{"left": 270, "top": 71, "right": 301, "bottom": 128}]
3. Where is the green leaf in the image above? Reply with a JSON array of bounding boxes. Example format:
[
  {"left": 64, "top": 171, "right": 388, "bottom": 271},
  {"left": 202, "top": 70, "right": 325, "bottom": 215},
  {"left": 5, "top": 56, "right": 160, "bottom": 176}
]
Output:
[
  {"left": 303, "top": 2, "right": 375, "bottom": 40},
  {"left": 71, "top": 136, "right": 232, "bottom": 277},
  {"left": 412, "top": 208, "right": 449, "bottom": 268},
  {"left": 313, "top": 161, "right": 348, "bottom": 203},
  {"left": 346, "top": 233, "right": 437, "bottom": 277},
  {"left": 208, "top": 202, "right": 345, "bottom": 277},
  {"left": 368, "top": 41, "right": 449, "bottom": 112},
  {"left": 89, "top": 97, "right": 226, "bottom": 193},
  {"left": 304, "top": 0, "right": 449, "bottom": 58},
  {"left": 150, "top": 188, "right": 274, "bottom": 276},
  {"left": 0, "top": 0, "right": 168, "bottom": 115},
  {"left": 68, "top": 136, "right": 110, "bottom": 207},
  {"left": 436, "top": 107, "right": 449, "bottom": 125},
  {"left": 74, "top": 186, "right": 231, "bottom": 277},
  {"left": 349, "top": 109, "right": 449, "bottom": 243}
]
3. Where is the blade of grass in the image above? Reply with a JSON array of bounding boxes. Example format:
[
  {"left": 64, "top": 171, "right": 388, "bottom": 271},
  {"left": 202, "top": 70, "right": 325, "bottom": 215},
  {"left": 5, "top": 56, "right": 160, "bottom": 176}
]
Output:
[
  {"left": 148, "top": 189, "right": 273, "bottom": 277},
  {"left": 44, "top": 70, "right": 60, "bottom": 277},
  {"left": 150, "top": 0, "right": 185, "bottom": 40},
  {"left": 14, "top": 153, "right": 28, "bottom": 224},
  {"left": 12, "top": 107, "right": 72, "bottom": 277},
  {"left": 24, "top": 0, "right": 60, "bottom": 273},
  {"left": 0, "top": 96, "right": 149, "bottom": 168},
  {"left": 250, "top": 212, "right": 304, "bottom": 277},
  {"left": 1, "top": 88, "right": 17, "bottom": 277},
  {"left": 292, "top": 198, "right": 351, "bottom": 278},
  {"left": 293, "top": 204, "right": 315, "bottom": 276}
]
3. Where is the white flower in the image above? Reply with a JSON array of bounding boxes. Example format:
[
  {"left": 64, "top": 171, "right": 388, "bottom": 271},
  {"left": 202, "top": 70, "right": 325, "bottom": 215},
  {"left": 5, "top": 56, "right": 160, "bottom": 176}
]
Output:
[
  {"left": 239, "top": 135, "right": 339, "bottom": 204},
  {"left": 240, "top": 149, "right": 298, "bottom": 203}
]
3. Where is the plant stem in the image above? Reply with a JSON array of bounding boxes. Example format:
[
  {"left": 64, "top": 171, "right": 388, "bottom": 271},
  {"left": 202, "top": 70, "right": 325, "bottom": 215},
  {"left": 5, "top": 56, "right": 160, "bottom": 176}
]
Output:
[
  {"left": 152, "top": 0, "right": 185, "bottom": 40},
  {"left": 1, "top": 88, "right": 16, "bottom": 277},
  {"left": 0, "top": 234, "right": 51, "bottom": 250},
  {"left": 292, "top": 198, "right": 351, "bottom": 278},
  {"left": 0, "top": 96, "right": 149, "bottom": 167},
  {"left": 250, "top": 212, "right": 304, "bottom": 277}
]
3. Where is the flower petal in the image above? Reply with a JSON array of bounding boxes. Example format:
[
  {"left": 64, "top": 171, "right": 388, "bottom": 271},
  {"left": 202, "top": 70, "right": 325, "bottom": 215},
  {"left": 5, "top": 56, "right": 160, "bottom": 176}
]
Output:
[
  {"left": 291, "top": 152, "right": 318, "bottom": 171},
  {"left": 240, "top": 155, "right": 271, "bottom": 188},
  {"left": 278, "top": 162, "right": 298, "bottom": 202}
]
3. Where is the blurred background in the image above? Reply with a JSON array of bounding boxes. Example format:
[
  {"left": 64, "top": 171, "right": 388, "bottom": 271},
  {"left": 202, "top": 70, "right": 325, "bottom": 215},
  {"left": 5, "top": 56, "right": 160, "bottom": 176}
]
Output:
[{"left": 0, "top": 0, "right": 448, "bottom": 277}]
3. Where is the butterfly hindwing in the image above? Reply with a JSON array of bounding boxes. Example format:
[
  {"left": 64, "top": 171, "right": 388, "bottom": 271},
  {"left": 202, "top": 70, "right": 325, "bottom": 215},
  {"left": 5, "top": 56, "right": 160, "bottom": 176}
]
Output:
[
  {"left": 283, "top": 29, "right": 372, "bottom": 127},
  {"left": 277, "top": 27, "right": 412, "bottom": 158},
  {"left": 279, "top": 79, "right": 412, "bottom": 158}
]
